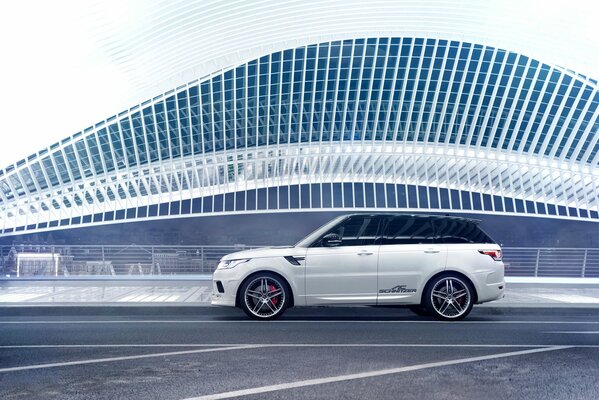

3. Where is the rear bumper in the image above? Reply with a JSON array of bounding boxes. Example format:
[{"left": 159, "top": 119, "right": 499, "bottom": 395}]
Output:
[{"left": 476, "top": 280, "right": 506, "bottom": 303}]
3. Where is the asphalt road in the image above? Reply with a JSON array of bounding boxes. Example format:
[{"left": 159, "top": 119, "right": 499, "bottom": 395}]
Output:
[{"left": 0, "top": 306, "right": 598, "bottom": 400}]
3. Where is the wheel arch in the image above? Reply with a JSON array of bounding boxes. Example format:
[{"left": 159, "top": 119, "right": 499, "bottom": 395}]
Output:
[
  {"left": 235, "top": 270, "right": 295, "bottom": 308},
  {"left": 420, "top": 270, "right": 478, "bottom": 305}
]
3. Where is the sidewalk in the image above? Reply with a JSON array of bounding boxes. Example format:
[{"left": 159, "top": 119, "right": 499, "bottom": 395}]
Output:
[
  {"left": 0, "top": 277, "right": 212, "bottom": 305},
  {"left": 1, "top": 277, "right": 598, "bottom": 307}
]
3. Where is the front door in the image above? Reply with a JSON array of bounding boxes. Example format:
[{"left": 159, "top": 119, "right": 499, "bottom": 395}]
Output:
[{"left": 304, "top": 215, "right": 383, "bottom": 305}]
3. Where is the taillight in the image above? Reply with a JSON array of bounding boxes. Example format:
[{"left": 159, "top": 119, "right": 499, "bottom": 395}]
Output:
[{"left": 479, "top": 249, "right": 502, "bottom": 261}]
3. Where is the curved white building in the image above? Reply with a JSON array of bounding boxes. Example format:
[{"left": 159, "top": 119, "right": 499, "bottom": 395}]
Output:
[{"left": 0, "top": 1, "right": 597, "bottom": 236}]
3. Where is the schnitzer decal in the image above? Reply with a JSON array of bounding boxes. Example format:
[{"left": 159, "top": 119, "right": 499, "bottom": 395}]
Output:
[{"left": 379, "top": 285, "right": 417, "bottom": 294}]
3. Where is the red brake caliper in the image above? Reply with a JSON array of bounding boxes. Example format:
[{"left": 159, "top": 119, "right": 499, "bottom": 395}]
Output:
[
  {"left": 268, "top": 284, "right": 279, "bottom": 305},
  {"left": 456, "top": 289, "right": 465, "bottom": 307}
]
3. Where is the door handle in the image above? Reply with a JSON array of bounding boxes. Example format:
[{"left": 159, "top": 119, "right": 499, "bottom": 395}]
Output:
[
  {"left": 424, "top": 249, "right": 440, "bottom": 254},
  {"left": 357, "top": 251, "right": 374, "bottom": 256}
]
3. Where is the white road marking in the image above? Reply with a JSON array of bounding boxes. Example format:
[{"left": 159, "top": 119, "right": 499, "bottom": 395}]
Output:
[
  {"left": 0, "top": 345, "right": 258, "bottom": 373},
  {"left": 544, "top": 331, "right": 599, "bottom": 334},
  {"left": 0, "top": 293, "right": 46, "bottom": 302},
  {"left": 2, "top": 319, "right": 599, "bottom": 324},
  {"left": 0, "top": 343, "right": 574, "bottom": 349},
  {"left": 182, "top": 346, "right": 573, "bottom": 400},
  {"left": 131, "top": 294, "right": 153, "bottom": 302},
  {"left": 505, "top": 277, "right": 599, "bottom": 284},
  {"left": 113, "top": 287, "right": 150, "bottom": 302},
  {"left": 152, "top": 295, "right": 171, "bottom": 302},
  {"left": 531, "top": 294, "right": 599, "bottom": 304},
  {"left": 116, "top": 294, "right": 138, "bottom": 302}
]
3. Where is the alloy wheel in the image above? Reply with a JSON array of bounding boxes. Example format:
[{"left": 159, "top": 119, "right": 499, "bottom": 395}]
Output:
[
  {"left": 243, "top": 277, "right": 286, "bottom": 318},
  {"left": 430, "top": 277, "right": 471, "bottom": 319}
]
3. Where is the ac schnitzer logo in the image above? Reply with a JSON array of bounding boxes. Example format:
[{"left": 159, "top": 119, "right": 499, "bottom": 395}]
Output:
[{"left": 379, "top": 285, "right": 417, "bottom": 294}]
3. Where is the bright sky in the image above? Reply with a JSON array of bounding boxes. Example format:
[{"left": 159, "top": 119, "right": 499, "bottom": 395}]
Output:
[
  {"left": 0, "top": 0, "right": 597, "bottom": 167},
  {"left": 0, "top": 1, "right": 135, "bottom": 165}
]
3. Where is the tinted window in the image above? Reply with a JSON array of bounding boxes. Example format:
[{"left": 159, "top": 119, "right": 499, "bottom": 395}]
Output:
[
  {"left": 433, "top": 218, "right": 496, "bottom": 244},
  {"left": 319, "top": 215, "right": 383, "bottom": 246},
  {"left": 384, "top": 216, "right": 434, "bottom": 244}
]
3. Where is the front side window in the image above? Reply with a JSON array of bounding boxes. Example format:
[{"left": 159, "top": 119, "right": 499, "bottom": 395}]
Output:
[
  {"left": 317, "top": 215, "right": 383, "bottom": 246},
  {"left": 384, "top": 216, "right": 434, "bottom": 244},
  {"left": 433, "top": 218, "right": 495, "bottom": 244}
]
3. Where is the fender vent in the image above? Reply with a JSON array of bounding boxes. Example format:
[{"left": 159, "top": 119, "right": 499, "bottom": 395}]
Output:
[{"left": 284, "top": 256, "right": 305, "bottom": 266}]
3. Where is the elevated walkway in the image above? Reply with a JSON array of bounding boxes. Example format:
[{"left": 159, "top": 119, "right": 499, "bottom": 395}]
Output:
[{"left": 1, "top": 277, "right": 598, "bottom": 307}]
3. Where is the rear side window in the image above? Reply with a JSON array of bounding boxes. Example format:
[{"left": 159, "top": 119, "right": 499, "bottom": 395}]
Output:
[
  {"left": 433, "top": 219, "right": 496, "bottom": 244},
  {"left": 320, "top": 215, "right": 383, "bottom": 246},
  {"left": 383, "top": 216, "right": 434, "bottom": 244}
]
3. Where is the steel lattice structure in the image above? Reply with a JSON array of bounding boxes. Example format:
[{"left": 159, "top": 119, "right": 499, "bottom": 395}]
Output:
[{"left": 0, "top": 36, "right": 598, "bottom": 236}]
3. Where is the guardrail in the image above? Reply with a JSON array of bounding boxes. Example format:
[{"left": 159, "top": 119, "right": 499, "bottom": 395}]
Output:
[
  {"left": 1, "top": 245, "right": 598, "bottom": 278},
  {"left": 503, "top": 247, "right": 599, "bottom": 278},
  {"left": 0, "top": 244, "right": 256, "bottom": 277}
]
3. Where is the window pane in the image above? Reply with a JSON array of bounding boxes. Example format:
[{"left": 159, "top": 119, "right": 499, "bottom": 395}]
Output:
[
  {"left": 384, "top": 216, "right": 434, "bottom": 244},
  {"left": 322, "top": 215, "right": 382, "bottom": 246},
  {"left": 433, "top": 218, "right": 495, "bottom": 244}
]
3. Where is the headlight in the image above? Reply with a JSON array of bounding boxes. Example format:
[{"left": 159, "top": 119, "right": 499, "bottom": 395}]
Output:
[{"left": 217, "top": 258, "right": 250, "bottom": 270}]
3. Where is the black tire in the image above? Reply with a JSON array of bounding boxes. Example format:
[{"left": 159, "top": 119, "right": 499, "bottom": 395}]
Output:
[
  {"left": 423, "top": 273, "right": 475, "bottom": 321},
  {"left": 408, "top": 305, "right": 431, "bottom": 317},
  {"left": 239, "top": 272, "right": 290, "bottom": 320}
]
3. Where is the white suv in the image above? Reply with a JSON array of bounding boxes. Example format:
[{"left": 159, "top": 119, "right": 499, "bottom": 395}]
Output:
[{"left": 212, "top": 214, "right": 505, "bottom": 320}]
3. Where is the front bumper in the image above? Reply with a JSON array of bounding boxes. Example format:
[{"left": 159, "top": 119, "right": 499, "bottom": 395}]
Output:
[{"left": 211, "top": 269, "right": 240, "bottom": 307}]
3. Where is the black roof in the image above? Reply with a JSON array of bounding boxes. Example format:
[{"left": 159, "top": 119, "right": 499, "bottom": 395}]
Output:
[{"left": 342, "top": 213, "right": 482, "bottom": 224}]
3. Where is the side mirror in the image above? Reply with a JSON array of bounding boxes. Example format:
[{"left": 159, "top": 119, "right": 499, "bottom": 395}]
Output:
[{"left": 322, "top": 233, "right": 342, "bottom": 247}]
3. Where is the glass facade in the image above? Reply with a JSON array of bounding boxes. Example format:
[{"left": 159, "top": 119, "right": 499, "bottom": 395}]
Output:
[{"left": 0, "top": 37, "right": 598, "bottom": 235}]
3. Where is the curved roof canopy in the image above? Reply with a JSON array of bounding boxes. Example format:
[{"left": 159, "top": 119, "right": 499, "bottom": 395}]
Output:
[
  {"left": 0, "top": 0, "right": 597, "bottom": 165},
  {"left": 0, "top": 1, "right": 597, "bottom": 235}
]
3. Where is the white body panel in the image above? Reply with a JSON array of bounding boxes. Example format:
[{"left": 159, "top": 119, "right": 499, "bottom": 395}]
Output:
[
  {"left": 445, "top": 244, "right": 506, "bottom": 303},
  {"left": 212, "top": 244, "right": 505, "bottom": 307},
  {"left": 304, "top": 245, "right": 379, "bottom": 305},
  {"left": 211, "top": 216, "right": 506, "bottom": 312},
  {"left": 377, "top": 244, "right": 446, "bottom": 304},
  {"left": 211, "top": 246, "right": 307, "bottom": 308}
]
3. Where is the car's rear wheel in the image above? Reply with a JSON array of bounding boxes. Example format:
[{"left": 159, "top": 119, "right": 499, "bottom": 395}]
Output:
[
  {"left": 239, "top": 273, "right": 289, "bottom": 320},
  {"left": 408, "top": 305, "right": 430, "bottom": 317},
  {"left": 424, "top": 274, "right": 474, "bottom": 321}
]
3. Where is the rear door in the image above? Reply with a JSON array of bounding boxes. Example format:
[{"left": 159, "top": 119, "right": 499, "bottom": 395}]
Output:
[
  {"left": 304, "top": 215, "right": 384, "bottom": 305},
  {"left": 435, "top": 218, "right": 501, "bottom": 276},
  {"left": 377, "top": 216, "right": 447, "bottom": 304}
]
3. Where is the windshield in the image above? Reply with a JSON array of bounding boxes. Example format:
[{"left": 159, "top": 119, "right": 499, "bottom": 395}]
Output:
[{"left": 294, "top": 215, "right": 348, "bottom": 247}]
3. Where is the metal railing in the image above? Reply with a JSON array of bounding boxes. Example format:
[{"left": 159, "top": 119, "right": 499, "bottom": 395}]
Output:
[
  {"left": 0, "top": 244, "right": 257, "bottom": 277},
  {"left": 1, "top": 245, "right": 598, "bottom": 278},
  {"left": 503, "top": 247, "right": 599, "bottom": 278}
]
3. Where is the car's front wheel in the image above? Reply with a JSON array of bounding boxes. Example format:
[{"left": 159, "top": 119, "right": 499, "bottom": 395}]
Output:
[
  {"left": 239, "top": 273, "right": 289, "bottom": 320},
  {"left": 423, "top": 274, "right": 474, "bottom": 321}
]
